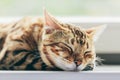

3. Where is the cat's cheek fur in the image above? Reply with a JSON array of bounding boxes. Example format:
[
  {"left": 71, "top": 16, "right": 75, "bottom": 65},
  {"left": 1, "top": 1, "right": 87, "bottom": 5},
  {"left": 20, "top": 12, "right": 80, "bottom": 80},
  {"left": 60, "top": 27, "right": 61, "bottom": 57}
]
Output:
[
  {"left": 50, "top": 55, "right": 76, "bottom": 71},
  {"left": 77, "top": 64, "right": 87, "bottom": 71},
  {"left": 40, "top": 45, "right": 54, "bottom": 68},
  {"left": 41, "top": 46, "right": 76, "bottom": 71},
  {"left": 77, "top": 57, "right": 96, "bottom": 71},
  {"left": 77, "top": 63, "right": 90, "bottom": 71}
]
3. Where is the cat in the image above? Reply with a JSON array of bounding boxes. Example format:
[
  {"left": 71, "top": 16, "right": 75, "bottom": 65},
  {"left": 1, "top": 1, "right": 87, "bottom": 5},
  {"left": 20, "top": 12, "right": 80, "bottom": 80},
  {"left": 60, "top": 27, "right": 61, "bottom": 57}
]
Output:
[{"left": 0, "top": 10, "right": 106, "bottom": 71}]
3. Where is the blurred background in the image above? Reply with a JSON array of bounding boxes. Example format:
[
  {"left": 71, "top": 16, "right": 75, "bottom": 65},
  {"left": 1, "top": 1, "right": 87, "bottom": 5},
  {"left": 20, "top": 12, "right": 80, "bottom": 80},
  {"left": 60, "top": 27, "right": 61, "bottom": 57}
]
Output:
[
  {"left": 0, "top": 0, "right": 120, "bottom": 71},
  {"left": 0, "top": 0, "right": 120, "bottom": 16}
]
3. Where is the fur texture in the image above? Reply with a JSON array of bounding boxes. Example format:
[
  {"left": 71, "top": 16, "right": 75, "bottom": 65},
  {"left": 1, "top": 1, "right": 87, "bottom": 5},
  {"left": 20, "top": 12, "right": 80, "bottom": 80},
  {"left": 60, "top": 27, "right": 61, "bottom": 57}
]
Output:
[{"left": 0, "top": 11, "right": 105, "bottom": 71}]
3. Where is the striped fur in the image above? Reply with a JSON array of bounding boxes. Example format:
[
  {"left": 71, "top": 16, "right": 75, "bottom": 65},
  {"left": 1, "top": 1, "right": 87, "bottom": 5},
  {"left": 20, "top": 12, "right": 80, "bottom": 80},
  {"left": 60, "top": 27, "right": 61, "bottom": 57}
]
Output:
[
  {"left": 40, "top": 23, "right": 95, "bottom": 71},
  {"left": 0, "top": 12, "right": 104, "bottom": 71}
]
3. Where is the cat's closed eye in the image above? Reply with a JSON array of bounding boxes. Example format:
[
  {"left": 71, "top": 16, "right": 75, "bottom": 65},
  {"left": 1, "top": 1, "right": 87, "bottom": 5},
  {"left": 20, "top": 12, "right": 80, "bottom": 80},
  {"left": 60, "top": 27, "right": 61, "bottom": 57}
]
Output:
[
  {"left": 84, "top": 51, "right": 92, "bottom": 58},
  {"left": 55, "top": 49, "right": 66, "bottom": 52},
  {"left": 84, "top": 51, "right": 91, "bottom": 54}
]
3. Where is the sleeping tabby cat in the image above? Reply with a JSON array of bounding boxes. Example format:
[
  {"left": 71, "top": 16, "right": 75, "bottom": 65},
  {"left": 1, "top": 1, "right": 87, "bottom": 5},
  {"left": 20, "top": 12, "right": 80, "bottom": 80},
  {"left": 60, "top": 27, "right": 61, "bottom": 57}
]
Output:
[{"left": 0, "top": 10, "right": 105, "bottom": 71}]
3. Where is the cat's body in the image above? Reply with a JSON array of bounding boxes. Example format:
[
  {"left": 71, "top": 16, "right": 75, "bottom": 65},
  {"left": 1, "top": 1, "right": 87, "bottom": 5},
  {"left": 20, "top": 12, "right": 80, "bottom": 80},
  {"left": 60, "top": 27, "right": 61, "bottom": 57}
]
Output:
[
  {"left": 0, "top": 11, "right": 105, "bottom": 71},
  {"left": 0, "top": 17, "right": 45, "bottom": 70}
]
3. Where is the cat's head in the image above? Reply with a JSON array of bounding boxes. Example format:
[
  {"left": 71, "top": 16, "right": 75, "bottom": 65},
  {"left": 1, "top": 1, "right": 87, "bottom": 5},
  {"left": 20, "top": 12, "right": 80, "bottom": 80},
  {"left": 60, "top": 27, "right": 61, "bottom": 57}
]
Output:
[{"left": 40, "top": 10, "right": 106, "bottom": 71}]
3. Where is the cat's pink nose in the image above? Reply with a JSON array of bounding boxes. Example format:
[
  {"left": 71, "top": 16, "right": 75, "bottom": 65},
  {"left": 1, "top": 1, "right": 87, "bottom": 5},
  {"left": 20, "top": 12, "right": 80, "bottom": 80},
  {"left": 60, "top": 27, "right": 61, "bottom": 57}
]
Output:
[{"left": 74, "top": 61, "right": 82, "bottom": 66}]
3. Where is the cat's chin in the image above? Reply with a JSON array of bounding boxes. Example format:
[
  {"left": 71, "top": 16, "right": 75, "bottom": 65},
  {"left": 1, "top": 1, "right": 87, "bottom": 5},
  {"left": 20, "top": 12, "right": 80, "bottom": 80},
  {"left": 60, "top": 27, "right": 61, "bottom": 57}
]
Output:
[
  {"left": 59, "top": 65, "right": 84, "bottom": 71},
  {"left": 76, "top": 64, "right": 86, "bottom": 71},
  {"left": 54, "top": 57, "right": 84, "bottom": 71},
  {"left": 53, "top": 57, "right": 77, "bottom": 71},
  {"left": 54, "top": 60, "right": 84, "bottom": 71},
  {"left": 77, "top": 63, "right": 95, "bottom": 71}
]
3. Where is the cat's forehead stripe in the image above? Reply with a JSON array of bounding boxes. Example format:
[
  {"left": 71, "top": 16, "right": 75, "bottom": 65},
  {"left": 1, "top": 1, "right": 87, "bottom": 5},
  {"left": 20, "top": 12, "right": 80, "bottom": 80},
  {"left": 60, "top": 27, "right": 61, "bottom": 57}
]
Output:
[
  {"left": 87, "top": 42, "right": 89, "bottom": 49},
  {"left": 64, "top": 23, "right": 86, "bottom": 38}
]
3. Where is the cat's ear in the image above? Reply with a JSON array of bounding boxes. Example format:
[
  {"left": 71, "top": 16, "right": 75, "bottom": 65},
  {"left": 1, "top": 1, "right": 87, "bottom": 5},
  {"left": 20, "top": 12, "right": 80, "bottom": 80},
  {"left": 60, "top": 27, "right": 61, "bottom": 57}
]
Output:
[
  {"left": 86, "top": 25, "right": 107, "bottom": 42},
  {"left": 44, "top": 9, "right": 64, "bottom": 30}
]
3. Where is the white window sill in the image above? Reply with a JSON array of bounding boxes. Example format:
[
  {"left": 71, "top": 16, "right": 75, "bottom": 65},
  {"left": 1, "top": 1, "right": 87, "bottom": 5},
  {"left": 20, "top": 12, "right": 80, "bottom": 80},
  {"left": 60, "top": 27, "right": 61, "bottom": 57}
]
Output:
[{"left": 0, "top": 66, "right": 120, "bottom": 80}]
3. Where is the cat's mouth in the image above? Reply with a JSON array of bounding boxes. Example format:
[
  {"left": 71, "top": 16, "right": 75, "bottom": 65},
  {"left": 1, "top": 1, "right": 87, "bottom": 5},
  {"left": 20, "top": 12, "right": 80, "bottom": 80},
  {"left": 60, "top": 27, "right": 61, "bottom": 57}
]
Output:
[
  {"left": 52, "top": 64, "right": 94, "bottom": 71},
  {"left": 56, "top": 62, "right": 94, "bottom": 71},
  {"left": 75, "top": 64, "right": 94, "bottom": 71},
  {"left": 66, "top": 64, "right": 94, "bottom": 71},
  {"left": 50, "top": 59, "right": 94, "bottom": 71}
]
